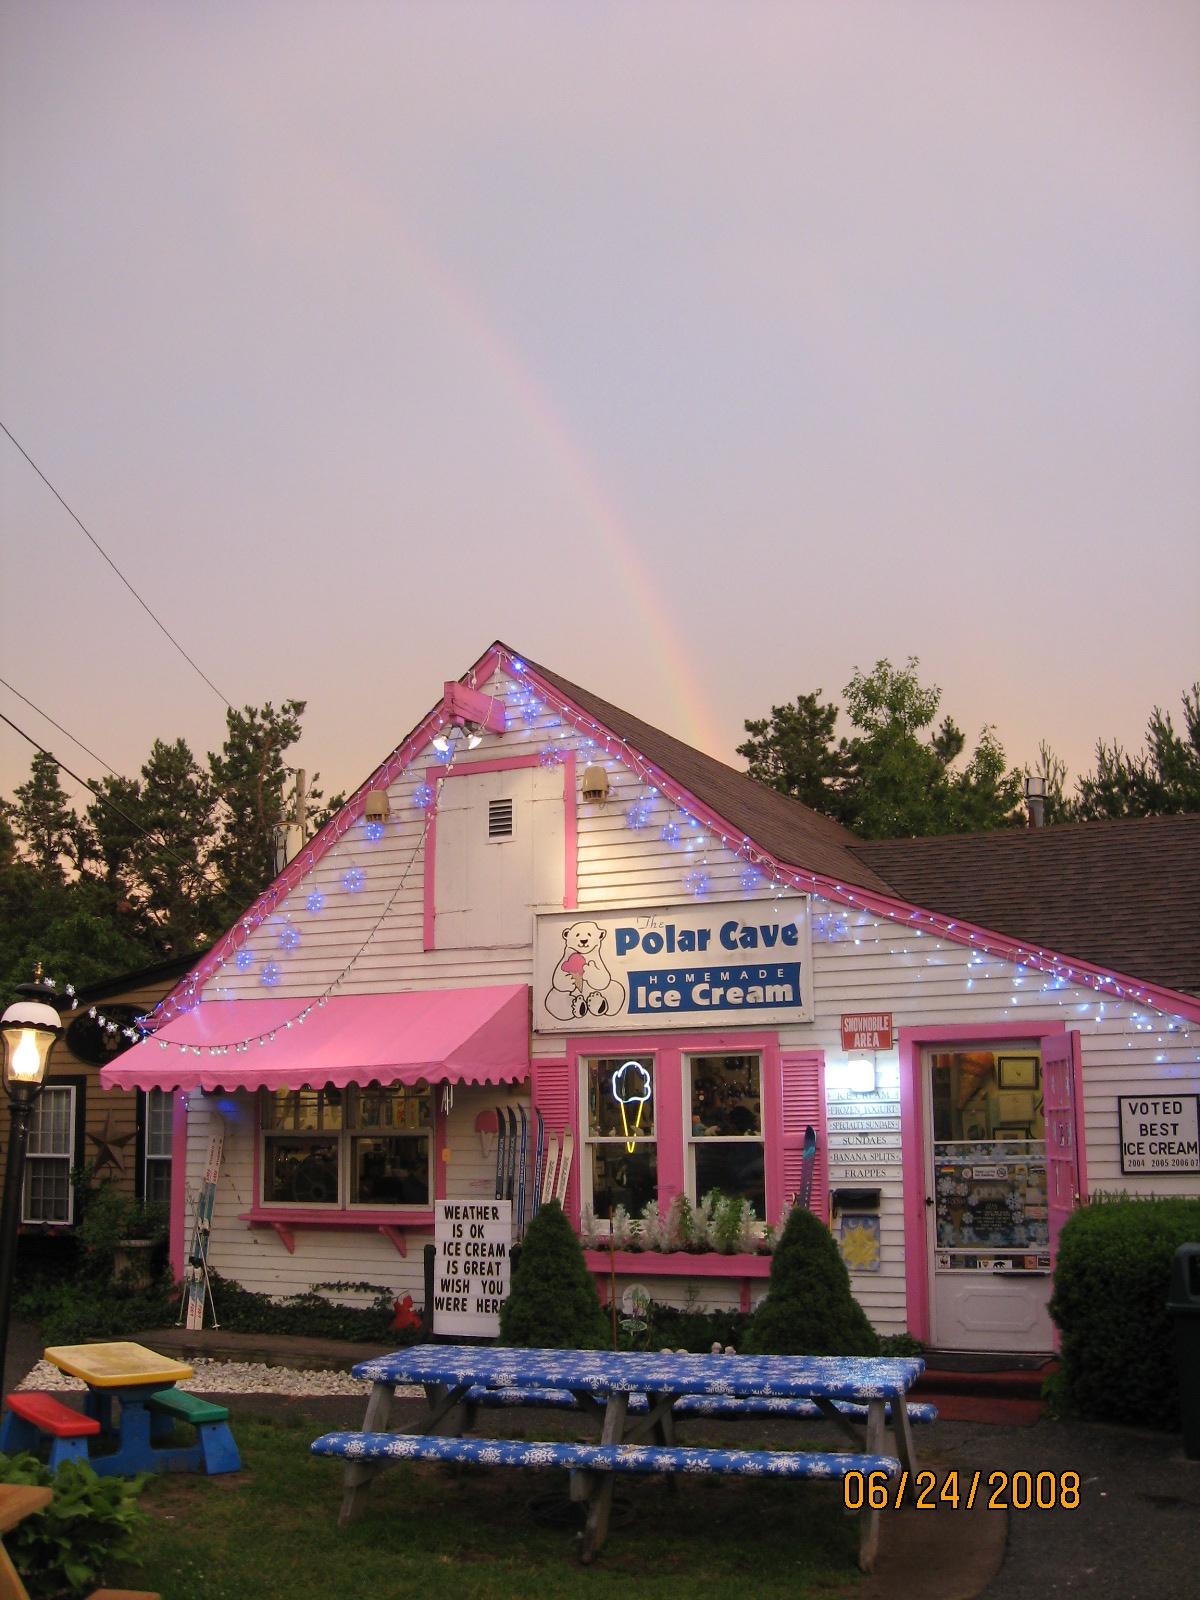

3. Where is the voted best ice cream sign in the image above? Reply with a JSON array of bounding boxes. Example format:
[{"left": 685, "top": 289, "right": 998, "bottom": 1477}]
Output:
[{"left": 534, "top": 900, "right": 811, "bottom": 1032}]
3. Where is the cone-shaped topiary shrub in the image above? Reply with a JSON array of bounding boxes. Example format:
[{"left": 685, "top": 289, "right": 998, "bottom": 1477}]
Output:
[
  {"left": 743, "top": 1204, "right": 878, "bottom": 1355},
  {"left": 499, "top": 1199, "right": 610, "bottom": 1349}
]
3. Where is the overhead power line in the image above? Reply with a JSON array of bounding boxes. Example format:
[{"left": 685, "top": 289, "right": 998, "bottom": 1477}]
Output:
[
  {"left": 0, "top": 419, "right": 232, "bottom": 709},
  {"left": 0, "top": 709, "right": 200, "bottom": 876},
  {"left": 0, "top": 674, "right": 122, "bottom": 780}
]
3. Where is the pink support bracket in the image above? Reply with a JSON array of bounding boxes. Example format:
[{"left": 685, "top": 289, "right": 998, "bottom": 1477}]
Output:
[{"left": 444, "top": 681, "right": 506, "bottom": 734}]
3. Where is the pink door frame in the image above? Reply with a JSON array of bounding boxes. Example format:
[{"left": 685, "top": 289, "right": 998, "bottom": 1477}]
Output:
[{"left": 898, "top": 1019, "right": 1076, "bottom": 1344}]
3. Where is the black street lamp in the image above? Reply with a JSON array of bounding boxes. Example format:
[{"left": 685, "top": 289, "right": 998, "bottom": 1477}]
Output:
[{"left": 0, "top": 980, "right": 63, "bottom": 1386}]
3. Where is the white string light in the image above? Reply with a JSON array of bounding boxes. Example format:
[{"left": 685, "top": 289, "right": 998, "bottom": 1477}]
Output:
[{"left": 126, "top": 646, "right": 1197, "bottom": 1068}]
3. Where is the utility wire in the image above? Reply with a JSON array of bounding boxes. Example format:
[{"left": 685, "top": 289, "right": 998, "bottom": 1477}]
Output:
[
  {"left": 0, "top": 709, "right": 200, "bottom": 875},
  {"left": 1, "top": 420, "right": 232, "bottom": 708},
  {"left": 0, "top": 674, "right": 122, "bottom": 780}
]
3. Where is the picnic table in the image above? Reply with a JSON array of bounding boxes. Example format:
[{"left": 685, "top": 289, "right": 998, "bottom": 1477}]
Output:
[
  {"left": 39, "top": 1342, "right": 239, "bottom": 1478},
  {"left": 313, "top": 1344, "right": 925, "bottom": 1569}
]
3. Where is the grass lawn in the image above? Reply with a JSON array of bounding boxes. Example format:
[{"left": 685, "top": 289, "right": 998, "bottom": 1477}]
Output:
[{"left": 108, "top": 1415, "right": 862, "bottom": 1599}]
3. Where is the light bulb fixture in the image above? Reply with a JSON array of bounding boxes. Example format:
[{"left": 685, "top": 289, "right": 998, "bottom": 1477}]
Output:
[
  {"left": 363, "top": 789, "right": 391, "bottom": 822},
  {"left": 431, "top": 731, "right": 452, "bottom": 754},
  {"left": 463, "top": 722, "right": 484, "bottom": 750},
  {"left": 1, "top": 1000, "right": 62, "bottom": 1093}
]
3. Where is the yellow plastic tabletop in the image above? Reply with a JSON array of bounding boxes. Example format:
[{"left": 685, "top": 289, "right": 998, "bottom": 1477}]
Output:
[{"left": 42, "top": 1342, "right": 193, "bottom": 1388}]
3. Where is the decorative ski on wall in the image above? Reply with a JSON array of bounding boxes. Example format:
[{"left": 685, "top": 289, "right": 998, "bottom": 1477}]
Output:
[{"left": 179, "top": 1122, "right": 224, "bottom": 1332}]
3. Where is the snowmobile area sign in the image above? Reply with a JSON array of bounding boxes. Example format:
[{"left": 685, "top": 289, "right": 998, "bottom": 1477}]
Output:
[
  {"left": 433, "top": 1200, "right": 512, "bottom": 1336},
  {"left": 840, "top": 1013, "right": 894, "bottom": 1052}
]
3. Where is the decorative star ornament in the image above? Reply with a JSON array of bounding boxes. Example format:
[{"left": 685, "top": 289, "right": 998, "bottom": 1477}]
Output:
[{"left": 86, "top": 1115, "right": 137, "bottom": 1175}]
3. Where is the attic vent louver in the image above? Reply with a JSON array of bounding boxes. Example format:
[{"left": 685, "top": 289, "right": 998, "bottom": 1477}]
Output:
[{"left": 488, "top": 798, "right": 514, "bottom": 840}]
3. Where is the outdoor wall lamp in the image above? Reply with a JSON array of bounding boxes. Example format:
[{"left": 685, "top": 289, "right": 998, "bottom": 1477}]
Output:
[
  {"left": 0, "top": 982, "right": 63, "bottom": 1387},
  {"left": 363, "top": 789, "right": 391, "bottom": 822},
  {"left": 580, "top": 764, "right": 610, "bottom": 804},
  {"left": 432, "top": 721, "right": 484, "bottom": 753}
]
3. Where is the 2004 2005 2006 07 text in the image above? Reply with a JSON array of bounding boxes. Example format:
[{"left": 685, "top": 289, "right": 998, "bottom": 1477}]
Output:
[{"left": 843, "top": 1469, "right": 1081, "bottom": 1511}]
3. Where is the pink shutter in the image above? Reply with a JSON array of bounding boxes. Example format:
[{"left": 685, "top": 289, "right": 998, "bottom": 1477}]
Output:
[
  {"left": 1043, "top": 1030, "right": 1085, "bottom": 1259},
  {"left": 766, "top": 1050, "right": 827, "bottom": 1225},
  {"left": 530, "top": 1058, "right": 578, "bottom": 1226}
]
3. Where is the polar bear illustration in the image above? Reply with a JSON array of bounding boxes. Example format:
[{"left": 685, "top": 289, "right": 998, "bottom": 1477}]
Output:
[{"left": 544, "top": 921, "right": 627, "bottom": 1021}]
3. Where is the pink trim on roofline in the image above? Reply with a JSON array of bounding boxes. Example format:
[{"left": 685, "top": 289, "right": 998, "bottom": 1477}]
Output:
[
  {"left": 149, "top": 640, "right": 1200, "bottom": 1030},
  {"left": 147, "top": 643, "right": 509, "bottom": 1027},
  {"left": 501, "top": 651, "right": 1200, "bottom": 1025},
  {"left": 422, "top": 750, "right": 578, "bottom": 952},
  {"left": 898, "top": 1021, "right": 1067, "bottom": 1344},
  {"left": 169, "top": 1092, "right": 188, "bottom": 1283}
]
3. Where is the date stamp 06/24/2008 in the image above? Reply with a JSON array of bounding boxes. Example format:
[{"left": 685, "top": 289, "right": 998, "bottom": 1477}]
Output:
[{"left": 844, "top": 1469, "right": 1081, "bottom": 1512}]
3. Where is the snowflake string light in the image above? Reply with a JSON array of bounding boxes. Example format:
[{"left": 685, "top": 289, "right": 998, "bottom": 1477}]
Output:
[
  {"left": 813, "top": 913, "right": 849, "bottom": 942},
  {"left": 625, "top": 799, "right": 652, "bottom": 830},
  {"left": 279, "top": 926, "right": 301, "bottom": 950},
  {"left": 235, "top": 950, "right": 254, "bottom": 972},
  {"left": 740, "top": 866, "right": 764, "bottom": 893},
  {"left": 538, "top": 746, "right": 564, "bottom": 769},
  {"left": 306, "top": 889, "right": 325, "bottom": 914},
  {"left": 660, "top": 821, "right": 681, "bottom": 845},
  {"left": 683, "top": 869, "right": 710, "bottom": 898},
  {"left": 260, "top": 962, "right": 281, "bottom": 986},
  {"left": 412, "top": 784, "right": 434, "bottom": 809},
  {"left": 363, "top": 820, "right": 385, "bottom": 842},
  {"left": 342, "top": 867, "right": 365, "bottom": 893}
]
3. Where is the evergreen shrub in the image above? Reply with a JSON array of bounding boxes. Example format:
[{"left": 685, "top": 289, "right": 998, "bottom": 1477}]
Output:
[
  {"left": 499, "top": 1200, "right": 609, "bottom": 1349},
  {"left": 743, "top": 1205, "right": 878, "bottom": 1356},
  {"left": 1048, "top": 1194, "right": 1200, "bottom": 1427}
]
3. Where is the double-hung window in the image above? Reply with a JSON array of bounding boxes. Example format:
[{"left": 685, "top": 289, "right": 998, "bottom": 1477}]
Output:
[
  {"left": 260, "top": 1085, "right": 433, "bottom": 1208},
  {"left": 23, "top": 1085, "right": 77, "bottom": 1225},
  {"left": 141, "top": 1088, "right": 173, "bottom": 1205},
  {"left": 582, "top": 1055, "right": 657, "bottom": 1218},
  {"left": 686, "top": 1053, "right": 766, "bottom": 1216}
]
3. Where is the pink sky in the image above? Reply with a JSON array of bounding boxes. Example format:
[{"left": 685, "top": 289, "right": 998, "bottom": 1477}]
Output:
[{"left": 1, "top": 1, "right": 1197, "bottom": 814}]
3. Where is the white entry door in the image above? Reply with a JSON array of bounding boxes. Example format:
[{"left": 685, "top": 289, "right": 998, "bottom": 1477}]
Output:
[{"left": 924, "top": 1042, "right": 1055, "bottom": 1352}]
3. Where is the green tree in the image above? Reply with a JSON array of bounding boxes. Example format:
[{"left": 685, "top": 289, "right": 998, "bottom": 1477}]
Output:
[
  {"left": 208, "top": 700, "right": 314, "bottom": 921},
  {"left": 743, "top": 1205, "right": 878, "bottom": 1356},
  {"left": 1074, "top": 684, "right": 1200, "bottom": 819},
  {"left": 6, "top": 750, "right": 87, "bottom": 880},
  {"left": 740, "top": 658, "right": 1025, "bottom": 838},
  {"left": 841, "top": 658, "right": 1022, "bottom": 838},
  {"left": 736, "top": 692, "right": 852, "bottom": 820},
  {"left": 499, "top": 1200, "right": 609, "bottom": 1349}
]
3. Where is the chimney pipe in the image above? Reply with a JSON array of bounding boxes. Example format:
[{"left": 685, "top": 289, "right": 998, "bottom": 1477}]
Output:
[{"left": 1024, "top": 774, "right": 1046, "bottom": 829}]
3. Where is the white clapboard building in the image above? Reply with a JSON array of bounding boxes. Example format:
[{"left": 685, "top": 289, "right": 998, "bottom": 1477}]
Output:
[{"left": 102, "top": 643, "right": 1200, "bottom": 1353}]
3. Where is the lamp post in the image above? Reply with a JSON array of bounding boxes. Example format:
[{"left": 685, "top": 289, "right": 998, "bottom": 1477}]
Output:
[{"left": 0, "top": 983, "right": 63, "bottom": 1387}]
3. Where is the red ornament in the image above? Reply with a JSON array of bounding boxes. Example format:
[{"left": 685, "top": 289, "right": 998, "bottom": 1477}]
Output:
[{"left": 391, "top": 1294, "right": 420, "bottom": 1332}]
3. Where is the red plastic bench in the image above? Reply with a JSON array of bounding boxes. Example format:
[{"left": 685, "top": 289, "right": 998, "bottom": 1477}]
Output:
[{"left": 0, "top": 1393, "right": 100, "bottom": 1470}]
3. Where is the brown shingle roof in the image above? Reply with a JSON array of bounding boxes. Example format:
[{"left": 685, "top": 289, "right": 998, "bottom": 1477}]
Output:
[
  {"left": 522, "top": 651, "right": 894, "bottom": 896},
  {"left": 517, "top": 647, "right": 1199, "bottom": 999},
  {"left": 850, "top": 816, "right": 1200, "bottom": 996}
]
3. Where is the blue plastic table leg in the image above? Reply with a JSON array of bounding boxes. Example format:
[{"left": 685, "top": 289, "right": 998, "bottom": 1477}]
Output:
[
  {"left": 48, "top": 1436, "right": 91, "bottom": 1471},
  {"left": 198, "top": 1421, "right": 241, "bottom": 1475}
]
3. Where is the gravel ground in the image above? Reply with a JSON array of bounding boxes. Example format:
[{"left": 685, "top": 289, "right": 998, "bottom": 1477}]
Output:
[{"left": 15, "top": 1358, "right": 423, "bottom": 1398}]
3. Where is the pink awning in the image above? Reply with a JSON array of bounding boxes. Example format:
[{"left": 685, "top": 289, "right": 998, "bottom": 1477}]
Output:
[{"left": 99, "top": 985, "right": 530, "bottom": 1094}]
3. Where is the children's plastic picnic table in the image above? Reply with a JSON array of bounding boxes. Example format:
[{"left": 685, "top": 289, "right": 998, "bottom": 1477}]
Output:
[{"left": 42, "top": 1341, "right": 205, "bottom": 1477}]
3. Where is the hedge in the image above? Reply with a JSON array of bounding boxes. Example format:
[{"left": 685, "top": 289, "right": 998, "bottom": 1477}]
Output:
[{"left": 1048, "top": 1194, "right": 1200, "bottom": 1428}]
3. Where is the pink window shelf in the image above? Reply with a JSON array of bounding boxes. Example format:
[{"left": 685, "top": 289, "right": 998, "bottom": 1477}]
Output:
[{"left": 239, "top": 1208, "right": 434, "bottom": 1257}]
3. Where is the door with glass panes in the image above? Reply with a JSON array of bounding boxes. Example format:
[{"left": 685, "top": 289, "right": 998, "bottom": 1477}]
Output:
[{"left": 924, "top": 1042, "right": 1055, "bottom": 1350}]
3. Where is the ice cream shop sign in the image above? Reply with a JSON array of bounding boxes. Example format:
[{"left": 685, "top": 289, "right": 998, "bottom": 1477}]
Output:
[{"left": 535, "top": 900, "right": 812, "bottom": 1032}]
